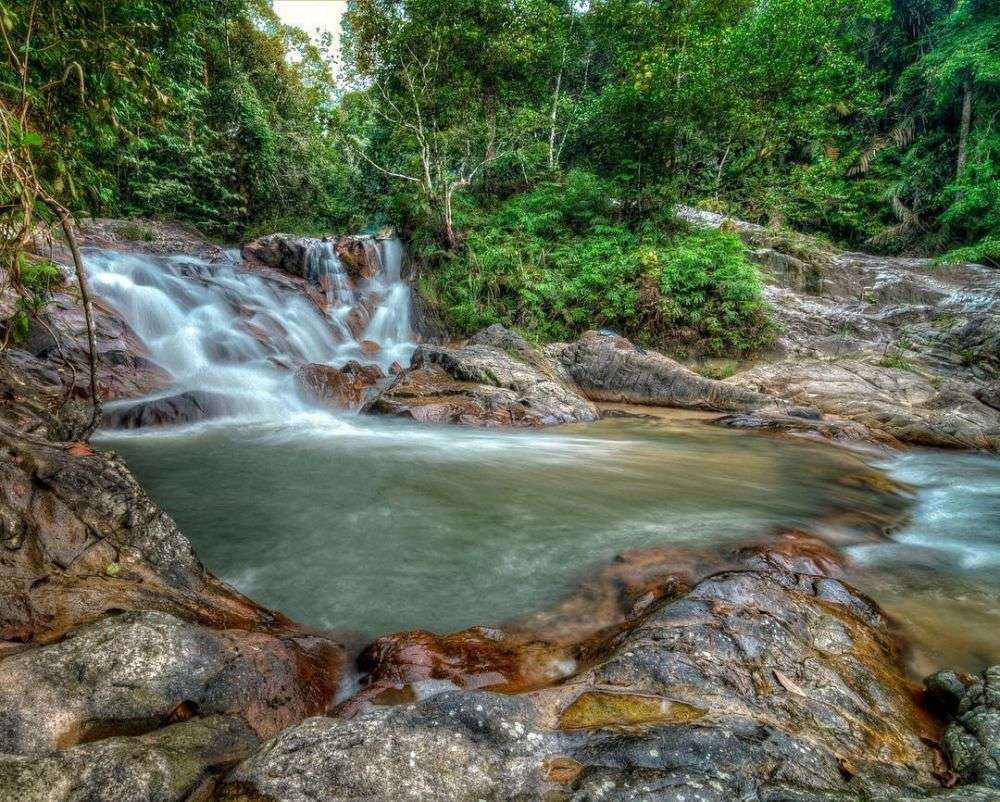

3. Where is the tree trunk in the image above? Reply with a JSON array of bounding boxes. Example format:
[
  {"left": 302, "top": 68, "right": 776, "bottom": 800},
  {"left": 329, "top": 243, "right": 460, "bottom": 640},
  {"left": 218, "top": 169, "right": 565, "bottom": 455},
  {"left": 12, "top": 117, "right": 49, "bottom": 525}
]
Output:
[{"left": 956, "top": 79, "right": 972, "bottom": 177}]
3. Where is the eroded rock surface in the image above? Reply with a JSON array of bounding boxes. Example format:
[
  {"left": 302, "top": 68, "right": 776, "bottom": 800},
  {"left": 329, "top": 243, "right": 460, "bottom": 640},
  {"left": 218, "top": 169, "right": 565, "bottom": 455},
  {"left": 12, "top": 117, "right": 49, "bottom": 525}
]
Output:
[
  {"left": 940, "top": 665, "right": 1000, "bottom": 789},
  {"left": 222, "top": 536, "right": 946, "bottom": 802},
  {"left": 366, "top": 326, "right": 597, "bottom": 427},
  {"left": 551, "top": 330, "right": 814, "bottom": 416},
  {"left": 679, "top": 206, "right": 1000, "bottom": 450},
  {"left": 729, "top": 359, "right": 1000, "bottom": 450}
]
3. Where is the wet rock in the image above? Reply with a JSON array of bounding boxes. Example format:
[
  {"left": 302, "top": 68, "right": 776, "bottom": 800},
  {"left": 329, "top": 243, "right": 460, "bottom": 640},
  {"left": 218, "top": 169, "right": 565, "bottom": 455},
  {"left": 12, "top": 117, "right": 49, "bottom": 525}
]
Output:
[
  {"left": 715, "top": 410, "right": 903, "bottom": 447},
  {"left": 0, "top": 424, "right": 344, "bottom": 702},
  {"left": 0, "top": 715, "right": 257, "bottom": 802},
  {"left": 363, "top": 364, "right": 533, "bottom": 426},
  {"left": 729, "top": 359, "right": 1000, "bottom": 450},
  {"left": 941, "top": 665, "right": 1000, "bottom": 788},
  {"left": 222, "top": 548, "right": 942, "bottom": 802},
  {"left": 241, "top": 234, "right": 317, "bottom": 278},
  {"left": 554, "top": 330, "right": 815, "bottom": 416},
  {"left": 356, "top": 626, "right": 579, "bottom": 699},
  {"left": 101, "top": 390, "right": 232, "bottom": 429},
  {"left": 335, "top": 235, "right": 381, "bottom": 282},
  {"left": 0, "top": 611, "right": 331, "bottom": 754},
  {"left": 366, "top": 328, "right": 597, "bottom": 427},
  {"left": 359, "top": 339, "right": 381, "bottom": 357},
  {"left": 296, "top": 361, "right": 385, "bottom": 411}
]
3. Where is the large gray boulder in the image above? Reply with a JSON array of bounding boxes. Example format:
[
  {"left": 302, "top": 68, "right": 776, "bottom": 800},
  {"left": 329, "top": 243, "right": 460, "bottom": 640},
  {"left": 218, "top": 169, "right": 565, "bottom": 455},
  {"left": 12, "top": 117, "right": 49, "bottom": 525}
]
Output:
[
  {"left": 729, "top": 358, "right": 1000, "bottom": 450},
  {"left": 366, "top": 326, "right": 598, "bottom": 427},
  {"left": 0, "top": 715, "right": 256, "bottom": 802}
]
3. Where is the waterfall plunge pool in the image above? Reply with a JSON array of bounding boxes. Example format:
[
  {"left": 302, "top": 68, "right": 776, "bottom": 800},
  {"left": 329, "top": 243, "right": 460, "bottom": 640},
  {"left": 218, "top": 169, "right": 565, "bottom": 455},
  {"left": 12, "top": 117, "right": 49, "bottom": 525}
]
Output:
[{"left": 84, "top": 244, "right": 1000, "bottom": 675}]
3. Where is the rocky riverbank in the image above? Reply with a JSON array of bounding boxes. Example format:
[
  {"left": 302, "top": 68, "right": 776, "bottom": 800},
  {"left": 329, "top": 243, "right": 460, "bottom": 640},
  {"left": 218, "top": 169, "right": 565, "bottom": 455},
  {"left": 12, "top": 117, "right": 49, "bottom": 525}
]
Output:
[{"left": 1, "top": 219, "right": 999, "bottom": 800}]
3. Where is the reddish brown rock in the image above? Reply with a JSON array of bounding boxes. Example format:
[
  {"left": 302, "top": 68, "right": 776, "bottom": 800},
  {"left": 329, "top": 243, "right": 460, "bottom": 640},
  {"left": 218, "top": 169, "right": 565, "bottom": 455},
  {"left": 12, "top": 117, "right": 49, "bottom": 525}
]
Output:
[
  {"left": 335, "top": 236, "right": 381, "bottom": 282},
  {"left": 356, "top": 627, "right": 578, "bottom": 698},
  {"left": 359, "top": 339, "right": 381, "bottom": 357},
  {"left": 296, "top": 361, "right": 385, "bottom": 411}
]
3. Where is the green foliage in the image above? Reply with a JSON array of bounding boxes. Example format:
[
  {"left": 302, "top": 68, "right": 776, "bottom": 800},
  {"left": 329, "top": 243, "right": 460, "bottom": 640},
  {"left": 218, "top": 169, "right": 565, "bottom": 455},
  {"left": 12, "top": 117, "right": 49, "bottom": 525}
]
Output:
[
  {"left": 1, "top": 0, "right": 362, "bottom": 238},
  {"left": 653, "top": 232, "right": 773, "bottom": 356},
  {"left": 5, "top": 257, "right": 62, "bottom": 344},
  {"left": 420, "top": 175, "right": 773, "bottom": 357}
]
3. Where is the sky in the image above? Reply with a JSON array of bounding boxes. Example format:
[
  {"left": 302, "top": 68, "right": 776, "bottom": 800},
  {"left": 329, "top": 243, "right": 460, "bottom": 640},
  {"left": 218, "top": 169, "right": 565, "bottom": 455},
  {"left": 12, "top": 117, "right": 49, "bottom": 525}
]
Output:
[{"left": 272, "top": 1, "right": 346, "bottom": 58}]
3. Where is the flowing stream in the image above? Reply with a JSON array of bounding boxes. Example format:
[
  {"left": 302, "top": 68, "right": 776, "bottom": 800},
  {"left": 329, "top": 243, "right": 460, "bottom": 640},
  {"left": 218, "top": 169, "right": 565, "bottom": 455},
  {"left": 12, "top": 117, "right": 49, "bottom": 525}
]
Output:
[{"left": 87, "top": 245, "right": 1000, "bottom": 673}]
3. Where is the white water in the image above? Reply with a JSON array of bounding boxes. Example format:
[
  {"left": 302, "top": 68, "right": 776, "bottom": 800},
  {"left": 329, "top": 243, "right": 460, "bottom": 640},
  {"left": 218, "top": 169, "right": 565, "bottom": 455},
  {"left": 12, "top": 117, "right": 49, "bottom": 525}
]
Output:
[
  {"left": 85, "top": 238, "right": 415, "bottom": 422},
  {"left": 84, "top": 240, "right": 1000, "bottom": 669}
]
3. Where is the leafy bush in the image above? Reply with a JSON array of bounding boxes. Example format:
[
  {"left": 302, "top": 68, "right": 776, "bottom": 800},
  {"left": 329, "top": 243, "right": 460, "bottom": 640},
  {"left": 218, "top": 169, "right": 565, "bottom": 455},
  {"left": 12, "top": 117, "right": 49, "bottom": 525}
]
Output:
[
  {"left": 652, "top": 232, "right": 774, "bottom": 356},
  {"left": 419, "top": 175, "right": 774, "bottom": 357}
]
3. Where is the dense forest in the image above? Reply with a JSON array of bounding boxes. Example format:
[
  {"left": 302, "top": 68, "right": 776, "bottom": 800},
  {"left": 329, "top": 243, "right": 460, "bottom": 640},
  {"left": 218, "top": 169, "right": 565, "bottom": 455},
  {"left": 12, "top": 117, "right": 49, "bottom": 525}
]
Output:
[{"left": 1, "top": 0, "right": 997, "bottom": 355}]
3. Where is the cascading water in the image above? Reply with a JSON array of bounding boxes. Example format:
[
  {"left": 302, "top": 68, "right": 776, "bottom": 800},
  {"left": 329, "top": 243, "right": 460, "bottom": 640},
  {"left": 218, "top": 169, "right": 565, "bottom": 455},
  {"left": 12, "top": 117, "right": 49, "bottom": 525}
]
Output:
[{"left": 86, "top": 236, "right": 416, "bottom": 425}]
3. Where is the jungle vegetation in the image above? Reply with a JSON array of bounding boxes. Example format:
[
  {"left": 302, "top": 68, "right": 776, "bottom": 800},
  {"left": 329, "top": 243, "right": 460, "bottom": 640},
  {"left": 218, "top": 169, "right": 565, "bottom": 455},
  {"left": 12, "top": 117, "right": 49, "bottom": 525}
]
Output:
[{"left": 1, "top": 0, "right": 997, "bottom": 354}]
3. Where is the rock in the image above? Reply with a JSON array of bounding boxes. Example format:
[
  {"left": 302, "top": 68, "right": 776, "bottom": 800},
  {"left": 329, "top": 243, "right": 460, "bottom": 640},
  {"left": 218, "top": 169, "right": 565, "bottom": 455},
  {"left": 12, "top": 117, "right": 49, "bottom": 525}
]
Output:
[
  {"left": 715, "top": 410, "right": 904, "bottom": 447},
  {"left": 365, "top": 328, "right": 598, "bottom": 427},
  {"left": 359, "top": 339, "right": 381, "bottom": 357},
  {"left": 977, "top": 381, "right": 1000, "bottom": 412},
  {"left": 221, "top": 540, "right": 942, "bottom": 802},
  {"left": 926, "top": 670, "right": 974, "bottom": 717},
  {"left": 101, "top": 390, "right": 232, "bottom": 429},
  {"left": 729, "top": 359, "right": 1000, "bottom": 450},
  {"left": 296, "top": 361, "right": 385, "bottom": 411},
  {"left": 335, "top": 235, "right": 382, "bottom": 282},
  {"left": 355, "top": 626, "right": 579, "bottom": 700},
  {"left": 409, "top": 287, "right": 453, "bottom": 344},
  {"left": 679, "top": 205, "right": 1000, "bottom": 451},
  {"left": 0, "top": 611, "right": 333, "bottom": 754},
  {"left": 0, "top": 424, "right": 344, "bottom": 700},
  {"left": 0, "top": 715, "right": 257, "bottom": 802},
  {"left": 941, "top": 665, "right": 1000, "bottom": 789},
  {"left": 555, "top": 330, "right": 814, "bottom": 416},
  {"left": 241, "top": 234, "right": 317, "bottom": 278}
]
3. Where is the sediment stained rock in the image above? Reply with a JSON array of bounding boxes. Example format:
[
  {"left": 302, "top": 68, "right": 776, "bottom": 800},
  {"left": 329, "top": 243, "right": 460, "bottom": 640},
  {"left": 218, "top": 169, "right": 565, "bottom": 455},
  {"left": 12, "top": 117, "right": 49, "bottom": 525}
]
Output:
[{"left": 295, "top": 361, "right": 386, "bottom": 411}]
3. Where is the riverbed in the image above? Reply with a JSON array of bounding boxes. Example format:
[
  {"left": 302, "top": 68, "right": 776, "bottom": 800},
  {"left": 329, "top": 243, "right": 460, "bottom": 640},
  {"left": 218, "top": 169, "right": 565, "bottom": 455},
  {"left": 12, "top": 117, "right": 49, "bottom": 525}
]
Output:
[{"left": 99, "top": 412, "right": 1000, "bottom": 674}]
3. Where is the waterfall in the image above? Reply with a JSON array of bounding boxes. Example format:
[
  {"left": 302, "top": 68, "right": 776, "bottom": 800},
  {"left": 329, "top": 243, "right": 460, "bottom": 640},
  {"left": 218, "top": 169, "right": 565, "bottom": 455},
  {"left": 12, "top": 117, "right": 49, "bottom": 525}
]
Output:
[{"left": 86, "top": 237, "right": 415, "bottom": 426}]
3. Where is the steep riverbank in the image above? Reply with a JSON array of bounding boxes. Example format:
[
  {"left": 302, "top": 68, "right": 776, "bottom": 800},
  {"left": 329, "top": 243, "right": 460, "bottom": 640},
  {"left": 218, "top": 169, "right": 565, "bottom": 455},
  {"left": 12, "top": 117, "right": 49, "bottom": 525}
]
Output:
[{"left": 1, "top": 219, "right": 999, "bottom": 801}]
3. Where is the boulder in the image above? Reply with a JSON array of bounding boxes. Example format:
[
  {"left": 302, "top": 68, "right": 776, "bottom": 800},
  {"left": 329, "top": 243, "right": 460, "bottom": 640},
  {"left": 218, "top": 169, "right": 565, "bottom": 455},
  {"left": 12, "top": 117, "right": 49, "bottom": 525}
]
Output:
[
  {"left": 0, "top": 715, "right": 257, "bottom": 802},
  {"left": 335, "top": 235, "right": 382, "bottom": 282},
  {"left": 941, "top": 665, "right": 1000, "bottom": 789},
  {"left": 101, "top": 390, "right": 232, "bottom": 429},
  {"left": 728, "top": 359, "right": 1000, "bottom": 450},
  {"left": 296, "top": 361, "right": 385, "bottom": 411},
  {"left": 221, "top": 539, "right": 943, "bottom": 802},
  {"left": 241, "top": 234, "right": 316, "bottom": 278},
  {"left": 0, "top": 611, "right": 332, "bottom": 754},
  {"left": 365, "top": 327, "right": 598, "bottom": 427},
  {"left": 0, "top": 424, "right": 344, "bottom": 714},
  {"left": 553, "top": 330, "right": 813, "bottom": 416}
]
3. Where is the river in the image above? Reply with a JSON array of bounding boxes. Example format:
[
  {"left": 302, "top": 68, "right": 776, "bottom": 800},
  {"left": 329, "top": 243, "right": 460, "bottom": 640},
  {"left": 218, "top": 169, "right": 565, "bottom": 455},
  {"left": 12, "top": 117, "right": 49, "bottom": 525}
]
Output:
[{"left": 86, "top": 244, "right": 1000, "bottom": 676}]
